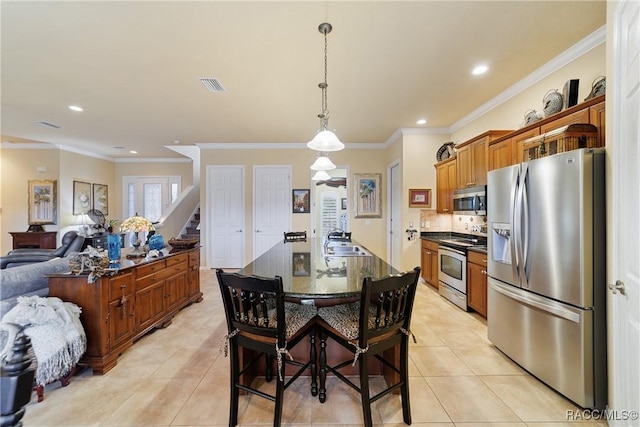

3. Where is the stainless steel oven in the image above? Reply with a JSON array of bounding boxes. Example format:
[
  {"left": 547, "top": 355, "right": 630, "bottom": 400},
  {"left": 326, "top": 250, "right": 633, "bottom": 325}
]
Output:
[{"left": 438, "top": 246, "right": 467, "bottom": 310}]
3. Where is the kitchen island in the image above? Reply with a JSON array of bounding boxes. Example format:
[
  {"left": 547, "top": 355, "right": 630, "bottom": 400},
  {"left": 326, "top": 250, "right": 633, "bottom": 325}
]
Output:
[
  {"left": 239, "top": 237, "right": 399, "bottom": 302},
  {"left": 236, "top": 237, "right": 404, "bottom": 384}
]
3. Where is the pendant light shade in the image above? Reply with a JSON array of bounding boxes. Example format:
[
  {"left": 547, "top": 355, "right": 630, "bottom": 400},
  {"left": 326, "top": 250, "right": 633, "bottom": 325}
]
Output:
[
  {"left": 310, "top": 155, "right": 336, "bottom": 171},
  {"left": 307, "top": 130, "right": 344, "bottom": 152},
  {"left": 312, "top": 170, "right": 332, "bottom": 181}
]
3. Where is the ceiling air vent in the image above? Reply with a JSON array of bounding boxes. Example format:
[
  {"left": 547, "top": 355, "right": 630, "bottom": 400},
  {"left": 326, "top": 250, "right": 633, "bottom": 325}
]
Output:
[
  {"left": 199, "top": 78, "right": 226, "bottom": 92},
  {"left": 34, "top": 121, "right": 62, "bottom": 129}
]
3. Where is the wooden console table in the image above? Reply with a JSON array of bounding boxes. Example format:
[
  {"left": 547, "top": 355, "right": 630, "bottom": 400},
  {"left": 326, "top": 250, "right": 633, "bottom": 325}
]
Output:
[
  {"left": 10, "top": 231, "right": 57, "bottom": 249},
  {"left": 47, "top": 247, "right": 202, "bottom": 374}
]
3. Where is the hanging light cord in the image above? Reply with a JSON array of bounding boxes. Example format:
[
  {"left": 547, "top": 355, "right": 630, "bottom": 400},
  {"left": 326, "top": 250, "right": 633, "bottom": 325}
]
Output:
[{"left": 318, "top": 23, "right": 331, "bottom": 131}]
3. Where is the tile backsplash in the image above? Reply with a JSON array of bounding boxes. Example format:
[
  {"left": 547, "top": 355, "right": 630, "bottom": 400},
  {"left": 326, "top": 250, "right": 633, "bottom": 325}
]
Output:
[{"left": 420, "top": 211, "right": 487, "bottom": 234}]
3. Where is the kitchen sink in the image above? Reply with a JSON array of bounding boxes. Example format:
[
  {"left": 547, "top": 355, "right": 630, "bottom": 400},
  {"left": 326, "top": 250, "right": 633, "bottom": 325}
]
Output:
[{"left": 324, "top": 243, "right": 372, "bottom": 257}]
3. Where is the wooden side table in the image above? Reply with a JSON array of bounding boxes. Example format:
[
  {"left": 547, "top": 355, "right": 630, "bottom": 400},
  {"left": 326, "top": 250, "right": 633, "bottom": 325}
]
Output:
[{"left": 9, "top": 232, "right": 57, "bottom": 249}]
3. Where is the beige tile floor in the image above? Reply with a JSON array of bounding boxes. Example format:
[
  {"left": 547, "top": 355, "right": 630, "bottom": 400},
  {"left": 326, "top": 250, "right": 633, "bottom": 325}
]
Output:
[{"left": 23, "top": 269, "right": 607, "bottom": 426}]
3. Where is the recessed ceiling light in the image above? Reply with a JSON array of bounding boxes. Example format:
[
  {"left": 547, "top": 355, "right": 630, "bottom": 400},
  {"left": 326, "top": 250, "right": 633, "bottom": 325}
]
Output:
[
  {"left": 129, "top": 150, "right": 138, "bottom": 154},
  {"left": 416, "top": 119, "right": 427, "bottom": 125},
  {"left": 173, "top": 139, "right": 181, "bottom": 144},
  {"left": 472, "top": 65, "right": 488, "bottom": 75},
  {"left": 69, "top": 105, "right": 83, "bottom": 112}
]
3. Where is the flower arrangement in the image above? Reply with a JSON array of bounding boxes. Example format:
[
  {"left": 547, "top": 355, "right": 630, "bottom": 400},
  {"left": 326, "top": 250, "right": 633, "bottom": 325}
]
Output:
[{"left": 120, "top": 215, "right": 154, "bottom": 233}]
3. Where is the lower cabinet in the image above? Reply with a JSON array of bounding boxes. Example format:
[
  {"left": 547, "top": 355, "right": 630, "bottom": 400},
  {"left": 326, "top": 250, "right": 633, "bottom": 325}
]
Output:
[
  {"left": 421, "top": 239, "right": 439, "bottom": 289},
  {"left": 48, "top": 248, "right": 202, "bottom": 374},
  {"left": 467, "top": 250, "right": 488, "bottom": 318}
]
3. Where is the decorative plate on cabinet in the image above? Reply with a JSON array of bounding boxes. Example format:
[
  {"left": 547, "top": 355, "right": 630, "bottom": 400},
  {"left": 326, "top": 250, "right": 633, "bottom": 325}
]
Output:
[{"left": 436, "top": 142, "right": 456, "bottom": 162}]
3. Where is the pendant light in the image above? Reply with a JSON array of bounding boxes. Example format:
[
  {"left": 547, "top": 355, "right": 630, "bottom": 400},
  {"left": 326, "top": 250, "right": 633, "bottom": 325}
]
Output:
[
  {"left": 310, "top": 153, "right": 336, "bottom": 171},
  {"left": 307, "top": 22, "right": 344, "bottom": 152},
  {"left": 312, "top": 170, "right": 332, "bottom": 181}
]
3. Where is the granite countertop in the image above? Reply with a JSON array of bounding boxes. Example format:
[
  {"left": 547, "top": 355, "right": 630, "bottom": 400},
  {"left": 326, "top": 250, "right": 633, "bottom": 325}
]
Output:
[{"left": 420, "top": 231, "right": 487, "bottom": 253}]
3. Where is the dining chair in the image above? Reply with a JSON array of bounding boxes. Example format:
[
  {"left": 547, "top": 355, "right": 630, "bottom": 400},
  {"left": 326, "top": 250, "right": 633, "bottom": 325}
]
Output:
[
  {"left": 316, "top": 266, "right": 421, "bottom": 427},
  {"left": 283, "top": 231, "right": 307, "bottom": 242},
  {"left": 216, "top": 269, "right": 318, "bottom": 426}
]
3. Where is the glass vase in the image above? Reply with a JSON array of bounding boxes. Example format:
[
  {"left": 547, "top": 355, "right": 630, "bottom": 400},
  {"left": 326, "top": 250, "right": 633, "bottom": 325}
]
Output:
[
  {"left": 107, "top": 233, "right": 121, "bottom": 263},
  {"left": 149, "top": 234, "right": 164, "bottom": 251}
]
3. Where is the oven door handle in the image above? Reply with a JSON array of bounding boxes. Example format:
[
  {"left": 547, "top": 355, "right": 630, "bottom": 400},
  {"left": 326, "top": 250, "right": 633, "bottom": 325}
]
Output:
[{"left": 440, "top": 246, "right": 465, "bottom": 256}]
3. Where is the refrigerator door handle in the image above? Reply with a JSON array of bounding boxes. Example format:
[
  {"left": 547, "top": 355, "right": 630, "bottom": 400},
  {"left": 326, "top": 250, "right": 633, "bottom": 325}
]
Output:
[
  {"left": 519, "top": 162, "right": 530, "bottom": 288},
  {"left": 514, "top": 163, "right": 529, "bottom": 288},
  {"left": 491, "top": 281, "right": 581, "bottom": 323},
  {"left": 510, "top": 167, "right": 520, "bottom": 282}
]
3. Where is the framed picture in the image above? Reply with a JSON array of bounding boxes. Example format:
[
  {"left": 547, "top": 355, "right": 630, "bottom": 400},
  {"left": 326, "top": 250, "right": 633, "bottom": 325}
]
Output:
[
  {"left": 92, "top": 183, "right": 108, "bottom": 214},
  {"left": 28, "top": 180, "right": 57, "bottom": 225},
  {"left": 409, "top": 188, "right": 432, "bottom": 208},
  {"left": 73, "top": 180, "right": 92, "bottom": 215},
  {"left": 292, "top": 189, "right": 310, "bottom": 213},
  {"left": 292, "top": 252, "right": 311, "bottom": 276},
  {"left": 341, "top": 198, "right": 347, "bottom": 210},
  {"left": 354, "top": 173, "right": 382, "bottom": 218}
]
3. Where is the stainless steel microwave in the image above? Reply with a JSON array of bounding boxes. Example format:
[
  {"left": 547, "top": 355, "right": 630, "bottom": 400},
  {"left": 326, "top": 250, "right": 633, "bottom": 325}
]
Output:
[{"left": 453, "top": 185, "right": 486, "bottom": 215}]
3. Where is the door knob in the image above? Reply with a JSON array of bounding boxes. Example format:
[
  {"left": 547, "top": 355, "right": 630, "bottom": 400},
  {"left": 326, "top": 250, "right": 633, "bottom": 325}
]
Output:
[
  {"left": 236, "top": 230, "right": 242, "bottom": 233},
  {"left": 608, "top": 280, "right": 626, "bottom": 295}
]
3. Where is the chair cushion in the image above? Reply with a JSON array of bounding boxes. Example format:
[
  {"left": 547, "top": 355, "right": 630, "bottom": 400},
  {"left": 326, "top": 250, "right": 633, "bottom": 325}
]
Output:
[
  {"left": 241, "top": 302, "right": 316, "bottom": 340},
  {"left": 283, "top": 303, "right": 316, "bottom": 339},
  {"left": 317, "top": 302, "right": 377, "bottom": 341}
]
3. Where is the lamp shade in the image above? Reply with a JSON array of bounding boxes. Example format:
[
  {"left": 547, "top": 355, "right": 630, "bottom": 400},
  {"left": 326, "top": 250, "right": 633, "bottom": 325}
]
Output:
[
  {"left": 310, "top": 155, "right": 336, "bottom": 171},
  {"left": 307, "top": 130, "right": 344, "bottom": 152},
  {"left": 312, "top": 170, "right": 332, "bottom": 181},
  {"left": 120, "top": 215, "right": 154, "bottom": 233}
]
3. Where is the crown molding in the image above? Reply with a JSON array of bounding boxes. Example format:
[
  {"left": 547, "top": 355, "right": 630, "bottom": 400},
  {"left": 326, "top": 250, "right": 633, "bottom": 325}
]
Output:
[
  {"left": 1, "top": 142, "right": 57, "bottom": 150},
  {"left": 449, "top": 25, "right": 606, "bottom": 133},
  {"left": 115, "top": 157, "right": 192, "bottom": 163}
]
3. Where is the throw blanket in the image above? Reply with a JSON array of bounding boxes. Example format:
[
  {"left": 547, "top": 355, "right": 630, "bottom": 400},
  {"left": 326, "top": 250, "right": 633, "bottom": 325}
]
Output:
[{"left": 1, "top": 296, "right": 86, "bottom": 386}]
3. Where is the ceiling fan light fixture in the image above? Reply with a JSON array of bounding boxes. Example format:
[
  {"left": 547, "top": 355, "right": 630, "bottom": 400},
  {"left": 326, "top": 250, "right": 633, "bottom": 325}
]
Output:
[
  {"left": 312, "top": 170, "right": 332, "bottom": 181},
  {"left": 310, "top": 154, "right": 336, "bottom": 171}
]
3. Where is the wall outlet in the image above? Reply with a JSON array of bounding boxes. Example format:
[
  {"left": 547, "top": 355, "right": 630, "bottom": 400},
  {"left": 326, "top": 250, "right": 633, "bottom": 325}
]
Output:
[{"left": 424, "top": 221, "right": 430, "bottom": 229}]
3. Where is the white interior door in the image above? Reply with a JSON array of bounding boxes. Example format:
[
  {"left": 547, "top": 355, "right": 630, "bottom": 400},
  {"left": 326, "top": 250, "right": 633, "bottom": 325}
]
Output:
[
  {"left": 206, "top": 166, "right": 244, "bottom": 268},
  {"left": 609, "top": 1, "right": 640, "bottom": 424},
  {"left": 253, "top": 166, "right": 291, "bottom": 259},
  {"left": 388, "top": 161, "right": 402, "bottom": 269}
]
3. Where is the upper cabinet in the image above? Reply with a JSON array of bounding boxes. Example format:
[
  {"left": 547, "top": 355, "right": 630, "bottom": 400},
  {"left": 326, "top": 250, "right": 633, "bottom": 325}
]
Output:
[
  {"left": 435, "top": 157, "right": 457, "bottom": 214},
  {"left": 488, "top": 94, "right": 605, "bottom": 171},
  {"left": 456, "top": 131, "right": 512, "bottom": 188}
]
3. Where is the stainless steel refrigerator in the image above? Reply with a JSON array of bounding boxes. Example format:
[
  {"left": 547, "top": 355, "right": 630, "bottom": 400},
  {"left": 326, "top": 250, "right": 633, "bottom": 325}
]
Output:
[{"left": 487, "top": 148, "right": 607, "bottom": 410}]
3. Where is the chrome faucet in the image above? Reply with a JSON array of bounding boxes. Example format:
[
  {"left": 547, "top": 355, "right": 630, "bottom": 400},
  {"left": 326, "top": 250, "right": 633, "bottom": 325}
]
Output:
[{"left": 324, "top": 228, "right": 343, "bottom": 251}]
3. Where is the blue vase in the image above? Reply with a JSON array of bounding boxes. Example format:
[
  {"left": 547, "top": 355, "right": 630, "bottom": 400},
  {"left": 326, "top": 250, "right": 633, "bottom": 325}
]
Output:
[
  {"left": 149, "top": 234, "right": 164, "bottom": 251},
  {"left": 107, "top": 233, "right": 121, "bottom": 262}
]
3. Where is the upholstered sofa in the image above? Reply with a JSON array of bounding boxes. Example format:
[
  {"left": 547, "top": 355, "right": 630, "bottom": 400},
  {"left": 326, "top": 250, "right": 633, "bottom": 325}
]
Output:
[{"left": 0, "top": 257, "right": 71, "bottom": 319}]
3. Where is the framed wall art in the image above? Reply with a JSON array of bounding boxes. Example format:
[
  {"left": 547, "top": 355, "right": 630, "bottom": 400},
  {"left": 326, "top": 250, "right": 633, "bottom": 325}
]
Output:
[
  {"left": 93, "top": 183, "right": 108, "bottom": 214},
  {"left": 409, "top": 188, "right": 432, "bottom": 208},
  {"left": 292, "top": 252, "right": 311, "bottom": 276},
  {"left": 28, "top": 179, "right": 57, "bottom": 225},
  {"left": 292, "top": 189, "right": 310, "bottom": 213},
  {"left": 73, "top": 180, "right": 92, "bottom": 215},
  {"left": 354, "top": 173, "right": 382, "bottom": 218}
]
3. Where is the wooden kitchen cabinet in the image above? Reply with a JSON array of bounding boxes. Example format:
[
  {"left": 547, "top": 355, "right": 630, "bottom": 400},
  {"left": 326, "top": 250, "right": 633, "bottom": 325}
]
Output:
[
  {"left": 420, "top": 239, "right": 439, "bottom": 289},
  {"left": 540, "top": 108, "right": 590, "bottom": 133},
  {"left": 457, "top": 130, "right": 511, "bottom": 188},
  {"left": 510, "top": 128, "right": 541, "bottom": 165},
  {"left": 589, "top": 101, "right": 606, "bottom": 146},
  {"left": 488, "top": 139, "right": 512, "bottom": 171},
  {"left": 488, "top": 95, "right": 605, "bottom": 171},
  {"left": 435, "top": 157, "right": 457, "bottom": 213},
  {"left": 48, "top": 247, "right": 202, "bottom": 375},
  {"left": 467, "top": 250, "right": 488, "bottom": 318}
]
